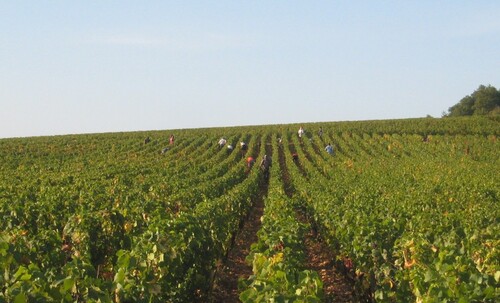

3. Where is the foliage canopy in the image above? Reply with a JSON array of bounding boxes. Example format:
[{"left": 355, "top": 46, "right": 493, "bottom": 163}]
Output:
[{"left": 445, "top": 85, "right": 500, "bottom": 117}]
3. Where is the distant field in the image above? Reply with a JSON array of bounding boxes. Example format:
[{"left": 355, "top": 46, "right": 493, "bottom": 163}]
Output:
[{"left": 1, "top": 116, "right": 498, "bottom": 302}]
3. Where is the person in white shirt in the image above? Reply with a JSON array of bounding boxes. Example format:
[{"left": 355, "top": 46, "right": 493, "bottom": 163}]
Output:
[
  {"left": 240, "top": 141, "right": 248, "bottom": 151},
  {"left": 298, "top": 126, "right": 305, "bottom": 138},
  {"left": 218, "top": 138, "right": 227, "bottom": 148}
]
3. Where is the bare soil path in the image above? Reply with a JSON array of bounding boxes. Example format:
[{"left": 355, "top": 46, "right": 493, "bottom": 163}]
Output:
[{"left": 210, "top": 182, "right": 267, "bottom": 303}]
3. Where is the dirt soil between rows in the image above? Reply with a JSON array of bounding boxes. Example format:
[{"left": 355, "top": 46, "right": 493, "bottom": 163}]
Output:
[{"left": 209, "top": 180, "right": 268, "bottom": 302}]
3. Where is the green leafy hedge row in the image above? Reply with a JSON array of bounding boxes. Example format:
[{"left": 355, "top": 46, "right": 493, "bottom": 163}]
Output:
[
  {"left": 0, "top": 130, "right": 265, "bottom": 302},
  {"left": 285, "top": 127, "right": 499, "bottom": 302}
]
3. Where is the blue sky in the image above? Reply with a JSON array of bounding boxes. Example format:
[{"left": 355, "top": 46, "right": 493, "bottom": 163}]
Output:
[{"left": 1, "top": 1, "right": 499, "bottom": 138}]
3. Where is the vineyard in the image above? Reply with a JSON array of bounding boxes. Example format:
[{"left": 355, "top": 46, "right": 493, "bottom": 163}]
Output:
[{"left": 0, "top": 116, "right": 498, "bottom": 302}]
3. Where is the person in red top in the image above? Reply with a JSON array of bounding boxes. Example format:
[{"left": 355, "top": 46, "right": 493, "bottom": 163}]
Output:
[
  {"left": 246, "top": 156, "right": 255, "bottom": 168},
  {"left": 245, "top": 156, "right": 255, "bottom": 174},
  {"left": 169, "top": 134, "right": 175, "bottom": 145}
]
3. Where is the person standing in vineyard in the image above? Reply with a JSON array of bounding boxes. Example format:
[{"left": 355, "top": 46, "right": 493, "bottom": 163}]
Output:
[
  {"left": 240, "top": 141, "right": 248, "bottom": 151},
  {"left": 298, "top": 126, "right": 305, "bottom": 138},
  {"left": 325, "top": 143, "right": 334, "bottom": 155},
  {"left": 260, "top": 155, "right": 271, "bottom": 179},
  {"left": 246, "top": 156, "right": 255, "bottom": 168},
  {"left": 218, "top": 137, "right": 227, "bottom": 148},
  {"left": 169, "top": 134, "right": 175, "bottom": 145},
  {"left": 318, "top": 127, "right": 323, "bottom": 138}
]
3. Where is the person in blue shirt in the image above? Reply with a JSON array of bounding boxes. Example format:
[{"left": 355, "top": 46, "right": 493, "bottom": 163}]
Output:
[{"left": 325, "top": 143, "right": 334, "bottom": 155}]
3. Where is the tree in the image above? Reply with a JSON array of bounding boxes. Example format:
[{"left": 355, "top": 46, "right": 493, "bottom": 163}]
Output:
[
  {"left": 472, "top": 85, "right": 500, "bottom": 115},
  {"left": 447, "top": 95, "right": 474, "bottom": 116},
  {"left": 445, "top": 85, "right": 500, "bottom": 117}
]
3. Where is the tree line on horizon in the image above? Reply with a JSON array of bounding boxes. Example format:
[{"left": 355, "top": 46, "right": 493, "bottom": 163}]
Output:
[{"left": 444, "top": 84, "right": 500, "bottom": 117}]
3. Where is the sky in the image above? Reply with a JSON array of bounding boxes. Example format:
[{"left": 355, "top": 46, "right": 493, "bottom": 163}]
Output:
[{"left": 1, "top": 1, "right": 499, "bottom": 138}]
